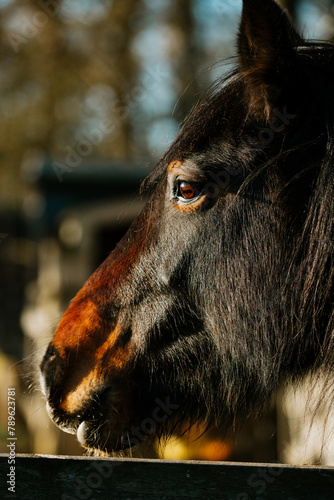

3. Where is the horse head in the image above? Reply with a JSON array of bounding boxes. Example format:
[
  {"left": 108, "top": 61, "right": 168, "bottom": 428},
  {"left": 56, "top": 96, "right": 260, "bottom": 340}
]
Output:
[{"left": 40, "top": 0, "right": 334, "bottom": 454}]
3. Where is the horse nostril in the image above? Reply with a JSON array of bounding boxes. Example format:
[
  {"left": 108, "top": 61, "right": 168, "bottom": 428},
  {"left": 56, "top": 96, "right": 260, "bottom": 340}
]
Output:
[{"left": 40, "top": 344, "right": 64, "bottom": 396}]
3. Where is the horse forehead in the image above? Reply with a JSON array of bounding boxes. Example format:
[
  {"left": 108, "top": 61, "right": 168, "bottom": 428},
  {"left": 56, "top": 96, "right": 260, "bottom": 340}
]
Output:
[
  {"left": 166, "top": 149, "right": 238, "bottom": 179},
  {"left": 168, "top": 160, "right": 182, "bottom": 173},
  {"left": 167, "top": 159, "right": 205, "bottom": 180}
]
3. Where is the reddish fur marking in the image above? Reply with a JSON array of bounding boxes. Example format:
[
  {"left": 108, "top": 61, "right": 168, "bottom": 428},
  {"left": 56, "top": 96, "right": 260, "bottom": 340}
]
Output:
[
  {"left": 46, "top": 198, "right": 151, "bottom": 416},
  {"left": 50, "top": 295, "right": 135, "bottom": 414},
  {"left": 52, "top": 299, "right": 103, "bottom": 356},
  {"left": 56, "top": 322, "right": 134, "bottom": 414},
  {"left": 168, "top": 160, "right": 182, "bottom": 173}
]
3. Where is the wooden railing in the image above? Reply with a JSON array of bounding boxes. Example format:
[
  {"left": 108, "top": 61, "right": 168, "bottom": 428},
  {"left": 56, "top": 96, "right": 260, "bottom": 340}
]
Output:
[{"left": 1, "top": 454, "right": 334, "bottom": 499}]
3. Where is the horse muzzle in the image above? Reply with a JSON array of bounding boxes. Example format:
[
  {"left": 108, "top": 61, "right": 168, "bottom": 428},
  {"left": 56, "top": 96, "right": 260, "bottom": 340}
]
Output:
[{"left": 40, "top": 343, "right": 137, "bottom": 451}]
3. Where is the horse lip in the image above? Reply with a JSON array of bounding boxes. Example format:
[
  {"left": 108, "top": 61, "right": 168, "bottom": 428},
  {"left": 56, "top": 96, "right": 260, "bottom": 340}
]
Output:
[
  {"left": 76, "top": 419, "right": 126, "bottom": 452},
  {"left": 45, "top": 400, "right": 85, "bottom": 435},
  {"left": 75, "top": 386, "right": 128, "bottom": 452},
  {"left": 46, "top": 385, "right": 120, "bottom": 445}
]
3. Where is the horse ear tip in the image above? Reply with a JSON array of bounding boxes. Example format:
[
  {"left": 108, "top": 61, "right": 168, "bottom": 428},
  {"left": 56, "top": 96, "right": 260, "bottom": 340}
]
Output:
[
  {"left": 237, "top": 0, "right": 303, "bottom": 107},
  {"left": 236, "top": 0, "right": 303, "bottom": 118},
  {"left": 237, "top": 0, "right": 303, "bottom": 70}
]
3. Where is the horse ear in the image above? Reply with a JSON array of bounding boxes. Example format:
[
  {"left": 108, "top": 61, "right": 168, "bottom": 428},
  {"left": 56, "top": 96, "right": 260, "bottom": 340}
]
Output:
[{"left": 238, "top": 0, "right": 304, "bottom": 119}]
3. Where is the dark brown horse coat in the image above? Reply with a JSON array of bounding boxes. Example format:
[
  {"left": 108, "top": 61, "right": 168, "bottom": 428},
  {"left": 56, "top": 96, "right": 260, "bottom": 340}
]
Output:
[{"left": 40, "top": 0, "right": 334, "bottom": 454}]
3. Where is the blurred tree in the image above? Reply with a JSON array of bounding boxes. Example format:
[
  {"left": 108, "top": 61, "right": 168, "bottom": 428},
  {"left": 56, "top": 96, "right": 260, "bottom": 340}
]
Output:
[
  {"left": 166, "top": 0, "right": 202, "bottom": 122},
  {"left": 0, "top": 0, "right": 88, "bottom": 204},
  {"left": 90, "top": 0, "right": 144, "bottom": 158},
  {"left": 0, "top": 0, "right": 333, "bottom": 210},
  {"left": 0, "top": 0, "right": 147, "bottom": 207}
]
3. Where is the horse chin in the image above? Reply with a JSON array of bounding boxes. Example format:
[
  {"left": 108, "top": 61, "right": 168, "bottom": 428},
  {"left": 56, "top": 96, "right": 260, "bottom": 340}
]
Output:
[
  {"left": 48, "top": 385, "right": 136, "bottom": 453},
  {"left": 75, "top": 391, "right": 161, "bottom": 454},
  {"left": 46, "top": 400, "right": 127, "bottom": 453},
  {"left": 76, "top": 419, "right": 126, "bottom": 453}
]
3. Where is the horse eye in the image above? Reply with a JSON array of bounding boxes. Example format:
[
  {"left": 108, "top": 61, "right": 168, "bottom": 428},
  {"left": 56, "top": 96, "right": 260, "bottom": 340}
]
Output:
[{"left": 177, "top": 181, "right": 199, "bottom": 201}]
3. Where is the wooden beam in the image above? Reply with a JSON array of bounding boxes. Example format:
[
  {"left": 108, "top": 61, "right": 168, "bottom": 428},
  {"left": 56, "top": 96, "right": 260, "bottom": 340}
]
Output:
[{"left": 1, "top": 454, "right": 334, "bottom": 499}]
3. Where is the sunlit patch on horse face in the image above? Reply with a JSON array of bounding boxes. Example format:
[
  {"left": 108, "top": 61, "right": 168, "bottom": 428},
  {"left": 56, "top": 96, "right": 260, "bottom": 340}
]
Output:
[
  {"left": 51, "top": 298, "right": 104, "bottom": 356},
  {"left": 40, "top": 288, "right": 138, "bottom": 439},
  {"left": 55, "top": 326, "right": 134, "bottom": 415},
  {"left": 167, "top": 160, "right": 182, "bottom": 173},
  {"left": 172, "top": 193, "right": 209, "bottom": 213},
  {"left": 41, "top": 308, "right": 138, "bottom": 450}
]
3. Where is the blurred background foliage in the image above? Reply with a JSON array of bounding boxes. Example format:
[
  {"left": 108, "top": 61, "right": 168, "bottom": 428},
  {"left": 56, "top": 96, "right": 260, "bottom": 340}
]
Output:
[
  {"left": 0, "top": 0, "right": 333, "bottom": 207},
  {"left": 1, "top": 0, "right": 334, "bottom": 459}
]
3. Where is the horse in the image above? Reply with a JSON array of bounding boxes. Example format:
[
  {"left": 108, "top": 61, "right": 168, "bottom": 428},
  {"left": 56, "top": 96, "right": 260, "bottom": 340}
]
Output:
[{"left": 40, "top": 0, "right": 334, "bottom": 456}]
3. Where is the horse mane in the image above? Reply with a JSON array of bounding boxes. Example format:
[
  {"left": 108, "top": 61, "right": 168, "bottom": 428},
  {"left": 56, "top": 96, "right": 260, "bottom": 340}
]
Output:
[
  {"left": 140, "top": 40, "right": 334, "bottom": 436},
  {"left": 281, "top": 43, "right": 334, "bottom": 379},
  {"left": 141, "top": 65, "right": 242, "bottom": 192},
  {"left": 143, "top": 41, "right": 334, "bottom": 187}
]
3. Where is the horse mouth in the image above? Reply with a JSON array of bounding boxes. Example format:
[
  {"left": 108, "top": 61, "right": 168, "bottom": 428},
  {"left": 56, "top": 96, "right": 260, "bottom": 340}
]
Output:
[
  {"left": 73, "top": 386, "right": 145, "bottom": 452},
  {"left": 76, "top": 418, "right": 129, "bottom": 452},
  {"left": 46, "top": 386, "right": 132, "bottom": 452}
]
